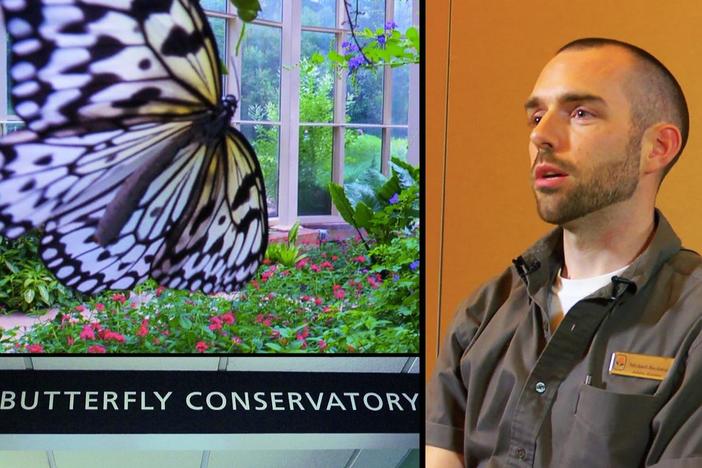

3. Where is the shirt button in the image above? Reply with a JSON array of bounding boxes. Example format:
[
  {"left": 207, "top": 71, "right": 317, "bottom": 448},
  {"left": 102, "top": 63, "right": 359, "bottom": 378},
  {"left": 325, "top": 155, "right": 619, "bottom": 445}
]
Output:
[
  {"left": 535, "top": 381, "right": 547, "bottom": 394},
  {"left": 515, "top": 447, "right": 526, "bottom": 460}
]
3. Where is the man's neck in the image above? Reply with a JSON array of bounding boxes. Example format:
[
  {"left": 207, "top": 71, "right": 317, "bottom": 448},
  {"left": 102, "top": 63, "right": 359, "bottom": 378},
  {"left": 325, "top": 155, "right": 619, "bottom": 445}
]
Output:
[{"left": 560, "top": 207, "right": 656, "bottom": 279}]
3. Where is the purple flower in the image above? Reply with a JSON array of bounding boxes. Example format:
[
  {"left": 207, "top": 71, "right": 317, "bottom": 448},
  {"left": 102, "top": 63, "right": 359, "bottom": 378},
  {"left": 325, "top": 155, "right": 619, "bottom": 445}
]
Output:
[
  {"left": 342, "top": 41, "right": 359, "bottom": 53},
  {"left": 409, "top": 260, "right": 419, "bottom": 271},
  {"left": 392, "top": 273, "right": 400, "bottom": 282},
  {"left": 385, "top": 21, "right": 398, "bottom": 31},
  {"left": 389, "top": 193, "right": 399, "bottom": 204},
  {"left": 348, "top": 55, "right": 366, "bottom": 71},
  {"left": 377, "top": 34, "right": 386, "bottom": 46}
]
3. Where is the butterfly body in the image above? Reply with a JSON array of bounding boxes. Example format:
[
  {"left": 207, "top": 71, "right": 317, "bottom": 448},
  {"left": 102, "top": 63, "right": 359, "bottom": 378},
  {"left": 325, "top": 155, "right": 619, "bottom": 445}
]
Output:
[{"left": 0, "top": 0, "right": 269, "bottom": 294}]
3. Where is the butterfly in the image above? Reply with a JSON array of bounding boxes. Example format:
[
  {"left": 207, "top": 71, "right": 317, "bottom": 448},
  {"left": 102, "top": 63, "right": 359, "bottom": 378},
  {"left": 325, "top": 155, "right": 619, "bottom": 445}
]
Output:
[{"left": 0, "top": 0, "right": 268, "bottom": 295}]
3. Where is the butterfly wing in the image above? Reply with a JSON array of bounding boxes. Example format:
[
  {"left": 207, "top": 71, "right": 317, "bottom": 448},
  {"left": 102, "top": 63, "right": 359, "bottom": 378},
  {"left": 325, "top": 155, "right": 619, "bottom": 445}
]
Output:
[
  {"left": 2, "top": 0, "right": 220, "bottom": 136},
  {"left": 151, "top": 128, "right": 268, "bottom": 293},
  {"left": 0, "top": 0, "right": 269, "bottom": 293}
]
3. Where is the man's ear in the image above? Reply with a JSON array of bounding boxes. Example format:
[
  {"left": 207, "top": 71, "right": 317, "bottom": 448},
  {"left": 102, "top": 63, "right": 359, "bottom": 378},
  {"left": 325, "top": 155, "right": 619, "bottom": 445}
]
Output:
[{"left": 641, "top": 123, "right": 682, "bottom": 175}]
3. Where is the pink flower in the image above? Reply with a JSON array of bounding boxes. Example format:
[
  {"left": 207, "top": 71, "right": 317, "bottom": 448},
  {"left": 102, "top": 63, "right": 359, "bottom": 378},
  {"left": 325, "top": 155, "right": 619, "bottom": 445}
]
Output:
[
  {"left": 367, "top": 276, "right": 380, "bottom": 289},
  {"left": 310, "top": 264, "right": 321, "bottom": 272},
  {"left": 112, "top": 293, "right": 126, "bottom": 304},
  {"left": 353, "top": 255, "right": 366, "bottom": 263},
  {"left": 262, "top": 258, "right": 272, "bottom": 265},
  {"left": 209, "top": 316, "right": 223, "bottom": 331},
  {"left": 262, "top": 318, "right": 272, "bottom": 327},
  {"left": 95, "top": 303, "right": 105, "bottom": 312},
  {"left": 280, "top": 270, "right": 290, "bottom": 277},
  {"left": 255, "top": 314, "right": 265, "bottom": 323},
  {"left": 155, "top": 285, "right": 166, "bottom": 297},
  {"left": 331, "top": 255, "right": 339, "bottom": 261},
  {"left": 323, "top": 306, "right": 332, "bottom": 313},
  {"left": 152, "top": 337, "right": 160, "bottom": 345},
  {"left": 333, "top": 284, "right": 345, "bottom": 300},
  {"left": 296, "top": 327, "right": 309, "bottom": 341},
  {"left": 195, "top": 341, "right": 208, "bottom": 353},
  {"left": 314, "top": 297, "right": 323, "bottom": 306},
  {"left": 295, "top": 258, "right": 309, "bottom": 269},
  {"left": 301, "top": 295, "right": 311, "bottom": 302},
  {"left": 271, "top": 329, "right": 280, "bottom": 338},
  {"left": 79, "top": 326, "right": 95, "bottom": 340},
  {"left": 66, "top": 336, "right": 75, "bottom": 346},
  {"left": 26, "top": 344, "right": 43, "bottom": 353},
  {"left": 136, "top": 319, "right": 149, "bottom": 337},
  {"left": 221, "top": 312, "right": 235, "bottom": 324},
  {"left": 318, "top": 340, "right": 328, "bottom": 351},
  {"left": 250, "top": 279, "right": 260, "bottom": 290},
  {"left": 320, "top": 261, "right": 334, "bottom": 270},
  {"left": 88, "top": 344, "right": 106, "bottom": 354},
  {"left": 103, "top": 330, "right": 125, "bottom": 343},
  {"left": 232, "top": 336, "right": 242, "bottom": 345},
  {"left": 75, "top": 304, "right": 86, "bottom": 312},
  {"left": 261, "top": 265, "right": 277, "bottom": 282}
]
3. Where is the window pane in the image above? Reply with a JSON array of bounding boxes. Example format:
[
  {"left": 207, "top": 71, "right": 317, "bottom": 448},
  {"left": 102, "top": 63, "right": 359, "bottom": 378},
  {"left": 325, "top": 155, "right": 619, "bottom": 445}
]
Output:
[
  {"left": 205, "top": 16, "right": 227, "bottom": 94},
  {"left": 200, "top": 0, "right": 226, "bottom": 12},
  {"left": 391, "top": 65, "right": 408, "bottom": 124},
  {"left": 393, "top": 0, "right": 413, "bottom": 30},
  {"left": 207, "top": 17, "right": 226, "bottom": 61},
  {"left": 352, "top": 0, "right": 385, "bottom": 31},
  {"left": 298, "top": 125, "right": 332, "bottom": 215},
  {"left": 301, "top": 31, "right": 335, "bottom": 124},
  {"left": 259, "top": 0, "right": 282, "bottom": 22},
  {"left": 240, "top": 124, "right": 280, "bottom": 217},
  {"left": 344, "top": 127, "right": 381, "bottom": 184},
  {"left": 241, "top": 24, "right": 281, "bottom": 121},
  {"left": 2, "top": 121, "right": 23, "bottom": 136},
  {"left": 391, "top": 127, "right": 409, "bottom": 162},
  {"left": 346, "top": 68, "right": 383, "bottom": 124},
  {"left": 6, "top": 35, "right": 13, "bottom": 115},
  {"left": 302, "top": 0, "right": 336, "bottom": 28}
]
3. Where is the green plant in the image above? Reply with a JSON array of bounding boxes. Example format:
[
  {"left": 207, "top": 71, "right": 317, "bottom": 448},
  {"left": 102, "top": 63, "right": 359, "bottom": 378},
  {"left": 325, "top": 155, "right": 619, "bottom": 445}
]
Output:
[
  {"left": 329, "top": 157, "right": 419, "bottom": 246},
  {"left": 265, "top": 222, "right": 308, "bottom": 267},
  {"left": 0, "top": 232, "right": 75, "bottom": 314},
  {"left": 313, "top": 22, "right": 419, "bottom": 75}
]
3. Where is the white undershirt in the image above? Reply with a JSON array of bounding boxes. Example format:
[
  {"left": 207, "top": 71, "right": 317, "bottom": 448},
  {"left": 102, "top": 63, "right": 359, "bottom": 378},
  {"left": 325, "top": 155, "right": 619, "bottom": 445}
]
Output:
[{"left": 549, "top": 265, "right": 629, "bottom": 323}]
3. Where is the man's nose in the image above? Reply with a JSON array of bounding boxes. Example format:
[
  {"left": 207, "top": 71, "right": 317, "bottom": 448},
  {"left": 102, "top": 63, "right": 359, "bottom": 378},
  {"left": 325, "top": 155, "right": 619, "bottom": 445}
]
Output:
[{"left": 530, "top": 111, "right": 562, "bottom": 150}]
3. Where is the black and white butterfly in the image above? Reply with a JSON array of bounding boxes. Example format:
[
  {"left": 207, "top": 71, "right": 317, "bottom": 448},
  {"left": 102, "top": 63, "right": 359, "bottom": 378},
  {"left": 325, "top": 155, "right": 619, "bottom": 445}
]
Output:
[{"left": 0, "top": 0, "right": 268, "bottom": 294}]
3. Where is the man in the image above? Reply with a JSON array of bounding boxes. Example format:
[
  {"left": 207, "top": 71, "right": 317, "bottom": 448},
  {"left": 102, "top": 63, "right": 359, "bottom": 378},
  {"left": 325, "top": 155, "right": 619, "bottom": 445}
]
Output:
[{"left": 426, "top": 38, "right": 702, "bottom": 467}]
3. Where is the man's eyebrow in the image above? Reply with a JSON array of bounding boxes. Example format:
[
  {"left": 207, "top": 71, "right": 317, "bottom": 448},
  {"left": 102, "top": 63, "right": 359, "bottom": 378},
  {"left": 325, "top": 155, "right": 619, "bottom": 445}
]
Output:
[{"left": 523, "top": 93, "right": 607, "bottom": 110}]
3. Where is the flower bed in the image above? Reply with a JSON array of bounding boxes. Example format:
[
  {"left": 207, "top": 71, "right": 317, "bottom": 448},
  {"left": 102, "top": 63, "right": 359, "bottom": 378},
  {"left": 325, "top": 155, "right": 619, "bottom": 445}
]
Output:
[{"left": 1, "top": 238, "right": 419, "bottom": 353}]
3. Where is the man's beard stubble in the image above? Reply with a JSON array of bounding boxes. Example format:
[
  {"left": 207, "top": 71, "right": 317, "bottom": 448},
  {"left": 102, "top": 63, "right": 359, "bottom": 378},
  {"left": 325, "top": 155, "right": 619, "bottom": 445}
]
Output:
[{"left": 531, "top": 135, "right": 641, "bottom": 226}]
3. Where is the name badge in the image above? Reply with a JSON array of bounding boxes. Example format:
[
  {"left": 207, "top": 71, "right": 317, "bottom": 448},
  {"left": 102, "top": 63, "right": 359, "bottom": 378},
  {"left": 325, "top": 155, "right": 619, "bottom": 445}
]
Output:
[{"left": 608, "top": 352, "right": 673, "bottom": 381}]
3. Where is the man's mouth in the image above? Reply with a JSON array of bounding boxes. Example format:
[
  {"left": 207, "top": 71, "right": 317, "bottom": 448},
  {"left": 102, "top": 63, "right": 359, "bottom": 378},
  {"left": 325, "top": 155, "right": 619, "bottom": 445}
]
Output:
[{"left": 534, "top": 164, "right": 569, "bottom": 189}]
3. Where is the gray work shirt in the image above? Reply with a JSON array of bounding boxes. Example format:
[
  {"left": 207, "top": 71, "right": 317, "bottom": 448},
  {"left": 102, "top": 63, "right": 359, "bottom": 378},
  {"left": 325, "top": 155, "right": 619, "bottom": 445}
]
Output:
[{"left": 427, "top": 211, "right": 702, "bottom": 467}]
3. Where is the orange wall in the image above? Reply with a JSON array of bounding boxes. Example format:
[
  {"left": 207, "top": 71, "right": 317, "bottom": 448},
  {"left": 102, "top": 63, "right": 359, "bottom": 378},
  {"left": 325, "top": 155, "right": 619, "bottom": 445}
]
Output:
[
  {"left": 426, "top": 1, "right": 702, "bottom": 380},
  {"left": 425, "top": 0, "right": 450, "bottom": 380}
]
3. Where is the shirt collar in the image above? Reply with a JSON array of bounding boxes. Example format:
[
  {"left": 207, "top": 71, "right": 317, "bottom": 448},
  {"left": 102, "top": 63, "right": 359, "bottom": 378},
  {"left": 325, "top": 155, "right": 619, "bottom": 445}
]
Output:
[{"left": 516, "top": 209, "right": 682, "bottom": 301}]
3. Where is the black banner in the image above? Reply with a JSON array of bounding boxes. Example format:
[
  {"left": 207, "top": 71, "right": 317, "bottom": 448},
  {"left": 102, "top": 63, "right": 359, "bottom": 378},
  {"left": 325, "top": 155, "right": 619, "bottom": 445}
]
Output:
[{"left": 0, "top": 370, "right": 419, "bottom": 434}]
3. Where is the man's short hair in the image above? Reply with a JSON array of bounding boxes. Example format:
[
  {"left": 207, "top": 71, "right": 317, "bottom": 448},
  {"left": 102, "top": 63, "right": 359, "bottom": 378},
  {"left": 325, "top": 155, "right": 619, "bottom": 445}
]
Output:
[{"left": 558, "top": 38, "right": 689, "bottom": 179}]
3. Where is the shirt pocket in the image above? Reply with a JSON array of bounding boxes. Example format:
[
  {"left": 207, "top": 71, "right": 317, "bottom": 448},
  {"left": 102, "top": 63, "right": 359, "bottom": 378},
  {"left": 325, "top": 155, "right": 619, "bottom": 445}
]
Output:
[{"left": 559, "top": 384, "right": 662, "bottom": 468}]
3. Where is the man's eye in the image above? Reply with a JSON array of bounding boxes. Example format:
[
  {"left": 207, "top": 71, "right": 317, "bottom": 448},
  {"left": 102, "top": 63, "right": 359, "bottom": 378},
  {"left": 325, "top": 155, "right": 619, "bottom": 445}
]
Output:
[
  {"left": 529, "top": 114, "right": 543, "bottom": 126},
  {"left": 573, "top": 109, "right": 592, "bottom": 119}
]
